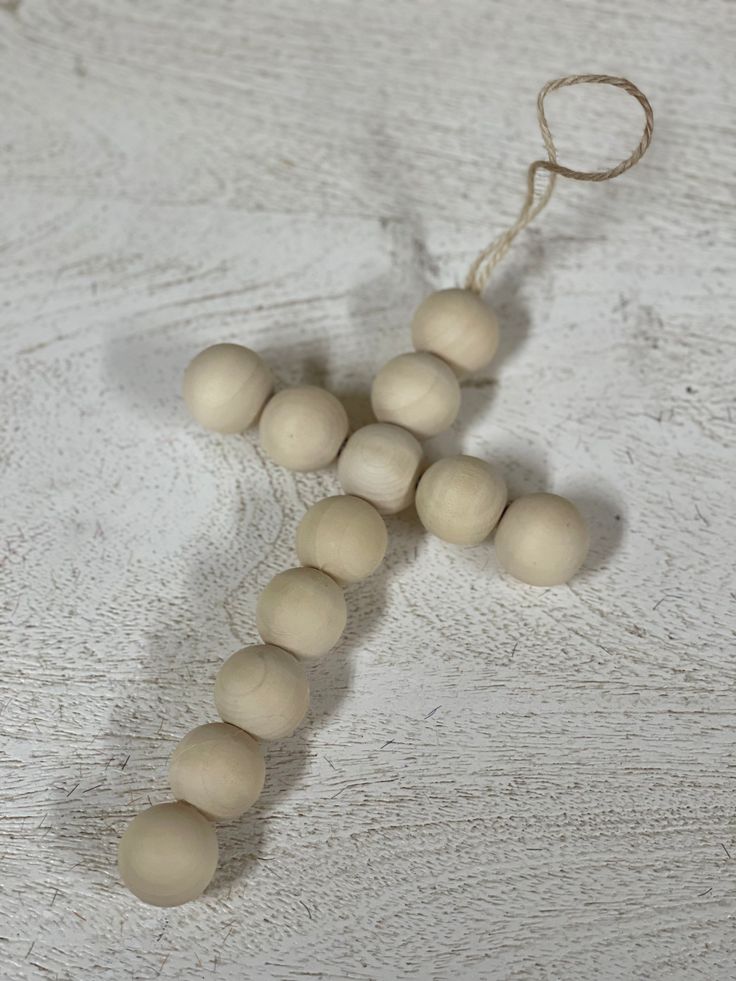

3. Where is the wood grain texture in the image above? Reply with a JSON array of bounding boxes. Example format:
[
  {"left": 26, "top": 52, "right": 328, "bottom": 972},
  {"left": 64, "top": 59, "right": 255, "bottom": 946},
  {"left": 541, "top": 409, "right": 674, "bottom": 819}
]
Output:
[{"left": 1, "top": 1, "right": 734, "bottom": 979}]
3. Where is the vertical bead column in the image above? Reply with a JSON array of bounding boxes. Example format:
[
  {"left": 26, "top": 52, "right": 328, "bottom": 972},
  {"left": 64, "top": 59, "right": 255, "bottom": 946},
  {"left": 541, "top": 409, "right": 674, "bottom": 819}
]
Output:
[{"left": 118, "top": 495, "right": 388, "bottom": 906}]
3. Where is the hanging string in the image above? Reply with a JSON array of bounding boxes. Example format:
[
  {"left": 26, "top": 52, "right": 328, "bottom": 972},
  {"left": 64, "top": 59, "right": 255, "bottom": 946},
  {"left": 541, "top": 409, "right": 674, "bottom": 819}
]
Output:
[{"left": 465, "top": 74, "right": 654, "bottom": 295}]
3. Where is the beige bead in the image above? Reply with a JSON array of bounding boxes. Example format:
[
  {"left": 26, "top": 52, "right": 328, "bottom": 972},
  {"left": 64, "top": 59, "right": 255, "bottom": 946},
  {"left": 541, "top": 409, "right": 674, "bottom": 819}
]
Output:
[
  {"left": 411, "top": 289, "right": 500, "bottom": 376},
  {"left": 337, "top": 423, "right": 423, "bottom": 515},
  {"left": 256, "top": 567, "right": 347, "bottom": 662},
  {"left": 296, "top": 495, "right": 388, "bottom": 584},
  {"left": 215, "top": 644, "right": 309, "bottom": 740},
  {"left": 494, "top": 493, "right": 589, "bottom": 586},
  {"left": 169, "top": 723, "right": 265, "bottom": 821},
  {"left": 183, "top": 343, "right": 273, "bottom": 433},
  {"left": 371, "top": 352, "right": 461, "bottom": 438},
  {"left": 416, "top": 455, "right": 507, "bottom": 546},
  {"left": 118, "top": 801, "right": 218, "bottom": 907},
  {"left": 259, "top": 385, "right": 348, "bottom": 471}
]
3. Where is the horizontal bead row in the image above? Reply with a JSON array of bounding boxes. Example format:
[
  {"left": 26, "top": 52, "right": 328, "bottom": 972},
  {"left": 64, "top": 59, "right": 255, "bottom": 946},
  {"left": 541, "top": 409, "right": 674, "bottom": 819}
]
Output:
[{"left": 415, "top": 456, "right": 589, "bottom": 585}]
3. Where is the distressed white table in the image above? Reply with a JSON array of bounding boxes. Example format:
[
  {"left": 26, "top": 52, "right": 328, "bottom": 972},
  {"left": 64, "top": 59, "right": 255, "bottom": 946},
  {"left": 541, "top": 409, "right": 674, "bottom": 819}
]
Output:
[{"left": 1, "top": 2, "right": 734, "bottom": 979}]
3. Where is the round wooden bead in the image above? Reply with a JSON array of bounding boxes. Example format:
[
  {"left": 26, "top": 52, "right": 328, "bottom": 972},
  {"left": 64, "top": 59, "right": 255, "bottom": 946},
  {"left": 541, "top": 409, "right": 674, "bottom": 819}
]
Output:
[
  {"left": 494, "top": 493, "right": 589, "bottom": 586},
  {"left": 183, "top": 343, "right": 273, "bottom": 433},
  {"left": 416, "top": 455, "right": 507, "bottom": 546},
  {"left": 296, "top": 495, "right": 388, "bottom": 584},
  {"left": 118, "top": 801, "right": 218, "bottom": 907},
  {"left": 259, "top": 385, "right": 348, "bottom": 471},
  {"left": 215, "top": 644, "right": 309, "bottom": 740},
  {"left": 411, "top": 288, "right": 500, "bottom": 376},
  {"left": 169, "top": 723, "right": 265, "bottom": 821},
  {"left": 337, "top": 423, "right": 423, "bottom": 515},
  {"left": 256, "top": 567, "right": 347, "bottom": 662},
  {"left": 370, "top": 352, "right": 461, "bottom": 438}
]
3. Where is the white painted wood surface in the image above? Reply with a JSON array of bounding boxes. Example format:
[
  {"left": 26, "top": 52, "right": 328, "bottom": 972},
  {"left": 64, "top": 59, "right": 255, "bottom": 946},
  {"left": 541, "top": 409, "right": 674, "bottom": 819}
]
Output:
[{"left": 1, "top": 1, "right": 734, "bottom": 978}]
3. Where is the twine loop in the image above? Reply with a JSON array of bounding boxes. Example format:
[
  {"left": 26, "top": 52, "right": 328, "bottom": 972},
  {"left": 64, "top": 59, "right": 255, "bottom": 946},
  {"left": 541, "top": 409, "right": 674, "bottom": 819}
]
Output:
[{"left": 465, "top": 74, "right": 654, "bottom": 294}]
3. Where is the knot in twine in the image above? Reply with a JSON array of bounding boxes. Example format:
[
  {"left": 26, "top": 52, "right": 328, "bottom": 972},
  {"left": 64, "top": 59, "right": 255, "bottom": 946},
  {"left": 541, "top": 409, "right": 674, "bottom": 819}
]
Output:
[{"left": 465, "top": 74, "right": 654, "bottom": 295}]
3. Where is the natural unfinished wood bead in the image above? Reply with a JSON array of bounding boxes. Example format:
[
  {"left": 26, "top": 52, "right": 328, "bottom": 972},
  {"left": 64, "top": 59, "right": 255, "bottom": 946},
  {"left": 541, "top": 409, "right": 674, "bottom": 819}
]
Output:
[
  {"left": 337, "top": 422, "right": 423, "bottom": 515},
  {"left": 118, "top": 801, "right": 218, "bottom": 907},
  {"left": 259, "top": 385, "right": 348, "bottom": 471},
  {"left": 494, "top": 492, "right": 589, "bottom": 586},
  {"left": 183, "top": 343, "right": 273, "bottom": 433},
  {"left": 169, "top": 722, "right": 265, "bottom": 821},
  {"left": 416, "top": 454, "right": 507, "bottom": 546},
  {"left": 411, "top": 288, "right": 500, "bottom": 376},
  {"left": 215, "top": 644, "right": 309, "bottom": 740},
  {"left": 296, "top": 495, "right": 388, "bottom": 584},
  {"left": 371, "top": 352, "right": 461, "bottom": 438},
  {"left": 256, "top": 567, "right": 347, "bottom": 662}
]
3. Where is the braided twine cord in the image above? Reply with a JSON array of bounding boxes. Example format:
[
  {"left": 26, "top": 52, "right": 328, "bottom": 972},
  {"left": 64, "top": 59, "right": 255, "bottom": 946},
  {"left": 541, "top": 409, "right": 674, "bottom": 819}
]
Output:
[{"left": 465, "top": 74, "right": 654, "bottom": 294}]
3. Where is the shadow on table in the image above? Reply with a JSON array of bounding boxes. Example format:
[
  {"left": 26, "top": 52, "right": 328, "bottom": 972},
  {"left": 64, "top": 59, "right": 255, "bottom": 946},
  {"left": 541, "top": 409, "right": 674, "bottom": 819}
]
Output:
[{"left": 561, "top": 476, "right": 626, "bottom": 576}]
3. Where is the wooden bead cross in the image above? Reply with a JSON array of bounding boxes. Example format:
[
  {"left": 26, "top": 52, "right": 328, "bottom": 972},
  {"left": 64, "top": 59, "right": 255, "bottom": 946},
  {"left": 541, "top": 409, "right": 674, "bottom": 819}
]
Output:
[{"left": 117, "top": 75, "right": 653, "bottom": 906}]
